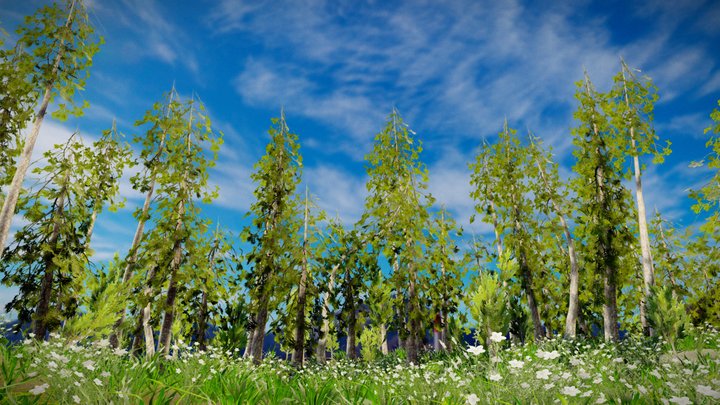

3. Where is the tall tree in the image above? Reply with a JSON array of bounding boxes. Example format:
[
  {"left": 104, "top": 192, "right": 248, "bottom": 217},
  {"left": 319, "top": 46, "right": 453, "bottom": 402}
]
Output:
[
  {"left": 362, "top": 108, "right": 432, "bottom": 364},
  {"left": 128, "top": 94, "right": 221, "bottom": 356},
  {"left": 571, "top": 72, "right": 632, "bottom": 341},
  {"left": 426, "top": 208, "right": 466, "bottom": 351},
  {"left": 527, "top": 133, "right": 582, "bottom": 338},
  {"left": 469, "top": 121, "right": 545, "bottom": 341},
  {"left": 0, "top": 0, "right": 101, "bottom": 254},
  {"left": 243, "top": 111, "right": 302, "bottom": 364},
  {"left": 607, "top": 59, "right": 671, "bottom": 335},
  {"left": 0, "top": 134, "right": 110, "bottom": 338}
]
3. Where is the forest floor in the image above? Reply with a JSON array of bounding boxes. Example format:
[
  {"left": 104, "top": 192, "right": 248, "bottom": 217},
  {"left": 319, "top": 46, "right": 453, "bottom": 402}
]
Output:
[{"left": 1, "top": 327, "right": 719, "bottom": 404}]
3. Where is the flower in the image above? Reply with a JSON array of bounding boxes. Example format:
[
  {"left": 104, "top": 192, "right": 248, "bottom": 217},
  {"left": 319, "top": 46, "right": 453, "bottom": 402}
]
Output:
[
  {"left": 82, "top": 360, "right": 95, "bottom": 371},
  {"left": 596, "top": 393, "right": 607, "bottom": 404},
  {"left": 101, "top": 371, "right": 110, "bottom": 378},
  {"left": 509, "top": 359, "right": 524, "bottom": 369},
  {"left": 537, "top": 350, "right": 560, "bottom": 360},
  {"left": 697, "top": 385, "right": 720, "bottom": 399},
  {"left": 93, "top": 378, "right": 103, "bottom": 386},
  {"left": 488, "top": 372, "right": 502, "bottom": 382},
  {"left": 520, "top": 382, "right": 530, "bottom": 389},
  {"left": 72, "top": 395, "right": 81, "bottom": 404},
  {"left": 668, "top": 397, "right": 691, "bottom": 405},
  {"left": 536, "top": 369, "right": 551, "bottom": 380},
  {"left": 490, "top": 332, "right": 506, "bottom": 343},
  {"left": 562, "top": 386, "right": 581, "bottom": 397},
  {"left": 466, "top": 393, "right": 480, "bottom": 405},
  {"left": 29, "top": 383, "right": 49, "bottom": 395},
  {"left": 466, "top": 345, "right": 486, "bottom": 355}
]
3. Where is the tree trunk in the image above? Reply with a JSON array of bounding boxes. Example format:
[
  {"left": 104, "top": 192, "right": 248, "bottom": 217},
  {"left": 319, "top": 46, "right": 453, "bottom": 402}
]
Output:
[
  {"left": 380, "top": 323, "right": 388, "bottom": 355},
  {"left": 292, "top": 188, "right": 310, "bottom": 367},
  {"left": 406, "top": 262, "right": 420, "bottom": 364},
  {"left": 433, "top": 312, "right": 441, "bottom": 351},
  {"left": 316, "top": 262, "right": 338, "bottom": 362},
  {"left": 621, "top": 69, "right": 655, "bottom": 336},
  {"left": 346, "top": 304, "right": 357, "bottom": 360},
  {"left": 0, "top": 0, "right": 77, "bottom": 255},
  {"left": 196, "top": 290, "right": 208, "bottom": 351},
  {"left": 250, "top": 294, "right": 269, "bottom": 364},
  {"left": 158, "top": 266, "right": 179, "bottom": 356}
]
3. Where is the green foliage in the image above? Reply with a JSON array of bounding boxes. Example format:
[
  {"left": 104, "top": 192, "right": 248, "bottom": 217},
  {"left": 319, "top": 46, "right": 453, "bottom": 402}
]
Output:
[
  {"left": 647, "top": 285, "right": 690, "bottom": 351},
  {"left": 0, "top": 134, "right": 118, "bottom": 334},
  {"left": 63, "top": 255, "right": 130, "bottom": 341},
  {"left": 15, "top": 0, "right": 102, "bottom": 120},
  {"left": 359, "top": 326, "right": 383, "bottom": 362},
  {"left": 467, "top": 271, "right": 510, "bottom": 346},
  {"left": 690, "top": 99, "right": 720, "bottom": 230}
]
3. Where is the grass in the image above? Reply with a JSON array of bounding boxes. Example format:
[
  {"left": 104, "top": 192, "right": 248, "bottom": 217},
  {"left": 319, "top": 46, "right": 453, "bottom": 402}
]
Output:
[{"left": 0, "top": 326, "right": 719, "bottom": 404}]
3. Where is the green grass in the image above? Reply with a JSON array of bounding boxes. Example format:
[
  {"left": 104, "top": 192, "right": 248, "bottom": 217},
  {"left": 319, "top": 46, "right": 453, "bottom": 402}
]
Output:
[{"left": 1, "top": 326, "right": 719, "bottom": 404}]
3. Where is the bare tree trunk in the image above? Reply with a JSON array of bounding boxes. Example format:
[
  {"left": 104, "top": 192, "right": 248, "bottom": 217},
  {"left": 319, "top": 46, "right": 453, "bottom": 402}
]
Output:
[
  {"left": 0, "top": 0, "right": 77, "bottom": 255},
  {"left": 292, "top": 188, "right": 310, "bottom": 367},
  {"left": 158, "top": 266, "right": 179, "bottom": 356}
]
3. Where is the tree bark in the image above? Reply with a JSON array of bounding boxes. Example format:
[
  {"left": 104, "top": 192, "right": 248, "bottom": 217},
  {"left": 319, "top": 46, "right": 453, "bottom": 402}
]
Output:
[
  {"left": 621, "top": 68, "right": 655, "bottom": 336},
  {"left": 0, "top": 0, "right": 77, "bottom": 255},
  {"left": 380, "top": 323, "right": 388, "bottom": 355},
  {"left": 250, "top": 294, "right": 269, "bottom": 364},
  {"left": 292, "top": 188, "right": 310, "bottom": 367}
]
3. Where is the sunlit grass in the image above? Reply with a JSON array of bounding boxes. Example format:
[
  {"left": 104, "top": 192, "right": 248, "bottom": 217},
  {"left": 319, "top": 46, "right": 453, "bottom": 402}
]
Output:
[{"left": 1, "top": 325, "right": 719, "bottom": 404}]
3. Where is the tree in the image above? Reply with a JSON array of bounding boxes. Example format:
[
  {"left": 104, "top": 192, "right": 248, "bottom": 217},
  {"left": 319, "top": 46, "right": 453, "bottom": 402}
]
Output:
[
  {"left": 607, "top": 59, "right": 671, "bottom": 335},
  {"left": 243, "top": 111, "right": 302, "bottom": 364},
  {"left": 1, "top": 135, "right": 102, "bottom": 338},
  {"left": 426, "top": 208, "right": 466, "bottom": 350},
  {"left": 128, "top": 93, "right": 221, "bottom": 357},
  {"left": 291, "top": 188, "right": 325, "bottom": 367},
  {"left": 362, "top": 108, "right": 433, "bottom": 364},
  {"left": 0, "top": 0, "right": 102, "bottom": 254},
  {"left": 469, "top": 121, "right": 545, "bottom": 341},
  {"left": 570, "top": 72, "right": 632, "bottom": 341},
  {"left": 527, "top": 133, "right": 582, "bottom": 338}
]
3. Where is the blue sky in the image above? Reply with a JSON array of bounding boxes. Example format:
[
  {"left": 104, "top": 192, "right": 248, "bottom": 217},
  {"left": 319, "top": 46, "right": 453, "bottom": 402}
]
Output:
[{"left": 0, "top": 0, "right": 719, "bottom": 311}]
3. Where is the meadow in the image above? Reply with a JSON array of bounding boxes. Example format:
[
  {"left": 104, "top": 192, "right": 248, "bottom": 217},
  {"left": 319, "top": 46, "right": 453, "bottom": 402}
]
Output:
[{"left": 2, "top": 326, "right": 719, "bottom": 404}]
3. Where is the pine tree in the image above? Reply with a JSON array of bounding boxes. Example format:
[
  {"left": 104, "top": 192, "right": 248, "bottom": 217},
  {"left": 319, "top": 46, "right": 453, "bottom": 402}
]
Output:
[
  {"left": 128, "top": 93, "right": 221, "bottom": 356},
  {"left": 243, "top": 111, "right": 302, "bottom": 364},
  {"left": 607, "top": 59, "right": 671, "bottom": 335},
  {"left": 1, "top": 135, "right": 103, "bottom": 338},
  {"left": 362, "top": 108, "right": 433, "bottom": 364},
  {"left": 527, "top": 133, "right": 582, "bottom": 338},
  {"left": 0, "top": 0, "right": 102, "bottom": 254},
  {"left": 469, "top": 121, "right": 545, "bottom": 341},
  {"left": 570, "top": 72, "right": 632, "bottom": 341}
]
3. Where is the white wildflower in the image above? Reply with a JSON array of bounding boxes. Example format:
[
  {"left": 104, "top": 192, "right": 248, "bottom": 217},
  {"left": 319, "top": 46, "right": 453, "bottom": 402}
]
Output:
[
  {"left": 490, "top": 332, "right": 506, "bottom": 343},
  {"left": 93, "top": 378, "right": 103, "bottom": 386},
  {"left": 466, "top": 393, "right": 480, "bottom": 405},
  {"left": 488, "top": 372, "right": 502, "bottom": 382},
  {"left": 29, "top": 383, "right": 49, "bottom": 395},
  {"left": 668, "top": 397, "right": 691, "bottom": 405},
  {"left": 536, "top": 369, "right": 551, "bottom": 380},
  {"left": 697, "top": 385, "right": 720, "bottom": 399},
  {"left": 562, "top": 386, "right": 581, "bottom": 397},
  {"left": 509, "top": 359, "right": 524, "bottom": 369},
  {"left": 466, "top": 345, "right": 486, "bottom": 355}
]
